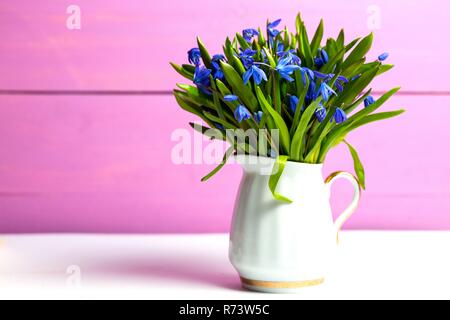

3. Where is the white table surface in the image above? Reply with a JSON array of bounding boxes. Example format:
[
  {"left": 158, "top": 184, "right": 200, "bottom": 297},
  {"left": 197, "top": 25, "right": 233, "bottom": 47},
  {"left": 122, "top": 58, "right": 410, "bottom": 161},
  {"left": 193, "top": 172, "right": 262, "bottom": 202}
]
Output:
[{"left": 0, "top": 231, "right": 449, "bottom": 299}]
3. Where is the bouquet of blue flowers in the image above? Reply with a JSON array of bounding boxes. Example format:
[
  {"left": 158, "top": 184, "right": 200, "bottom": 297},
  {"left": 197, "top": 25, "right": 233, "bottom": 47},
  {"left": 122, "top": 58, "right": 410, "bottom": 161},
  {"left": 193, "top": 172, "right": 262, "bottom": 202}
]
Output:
[{"left": 171, "top": 13, "right": 404, "bottom": 201}]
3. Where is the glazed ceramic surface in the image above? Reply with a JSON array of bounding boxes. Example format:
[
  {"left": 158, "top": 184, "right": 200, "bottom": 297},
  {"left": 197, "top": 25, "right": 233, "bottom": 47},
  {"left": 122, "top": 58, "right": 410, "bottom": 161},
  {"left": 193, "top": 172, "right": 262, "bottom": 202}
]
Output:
[{"left": 229, "top": 155, "right": 360, "bottom": 292}]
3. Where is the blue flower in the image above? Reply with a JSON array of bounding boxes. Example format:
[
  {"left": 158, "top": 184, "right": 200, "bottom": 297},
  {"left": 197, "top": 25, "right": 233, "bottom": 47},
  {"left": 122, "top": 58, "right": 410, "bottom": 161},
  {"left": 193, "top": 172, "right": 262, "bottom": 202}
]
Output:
[
  {"left": 300, "top": 67, "right": 315, "bottom": 86},
  {"left": 224, "top": 94, "right": 238, "bottom": 102},
  {"left": 314, "top": 48, "right": 329, "bottom": 68},
  {"left": 214, "top": 123, "right": 224, "bottom": 130},
  {"left": 317, "top": 82, "right": 336, "bottom": 101},
  {"left": 276, "top": 57, "right": 301, "bottom": 82},
  {"left": 193, "top": 65, "right": 211, "bottom": 94},
  {"left": 234, "top": 105, "right": 251, "bottom": 123},
  {"left": 212, "top": 54, "right": 225, "bottom": 62},
  {"left": 378, "top": 52, "right": 389, "bottom": 61},
  {"left": 315, "top": 104, "right": 327, "bottom": 122},
  {"left": 289, "top": 95, "right": 299, "bottom": 114},
  {"left": 305, "top": 81, "right": 317, "bottom": 105},
  {"left": 242, "top": 28, "right": 259, "bottom": 42},
  {"left": 313, "top": 70, "right": 333, "bottom": 81},
  {"left": 351, "top": 74, "right": 361, "bottom": 81},
  {"left": 320, "top": 49, "right": 329, "bottom": 63},
  {"left": 239, "top": 48, "right": 257, "bottom": 69},
  {"left": 254, "top": 111, "right": 263, "bottom": 124},
  {"left": 267, "top": 19, "right": 281, "bottom": 38},
  {"left": 335, "top": 75, "right": 349, "bottom": 92},
  {"left": 333, "top": 107, "right": 347, "bottom": 124},
  {"left": 211, "top": 55, "right": 225, "bottom": 80},
  {"left": 278, "top": 49, "right": 301, "bottom": 65},
  {"left": 243, "top": 65, "right": 267, "bottom": 85},
  {"left": 188, "top": 48, "right": 201, "bottom": 65},
  {"left": 364, "top": 95, "right": 375, "bottom": 107}
]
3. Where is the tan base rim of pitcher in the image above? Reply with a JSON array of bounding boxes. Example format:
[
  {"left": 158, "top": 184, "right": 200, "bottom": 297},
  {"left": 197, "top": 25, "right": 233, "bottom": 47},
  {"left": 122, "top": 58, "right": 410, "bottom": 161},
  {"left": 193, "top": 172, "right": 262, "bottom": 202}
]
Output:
[{"left": 240, "top": 277, "right": 324, "bottom": 289}]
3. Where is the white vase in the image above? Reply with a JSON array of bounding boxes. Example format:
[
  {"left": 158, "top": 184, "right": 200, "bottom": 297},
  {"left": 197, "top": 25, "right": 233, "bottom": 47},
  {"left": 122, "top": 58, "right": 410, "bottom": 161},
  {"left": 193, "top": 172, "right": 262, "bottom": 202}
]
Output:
[{"left": 229, "top": 155, "right": 360, "bottom": 293}]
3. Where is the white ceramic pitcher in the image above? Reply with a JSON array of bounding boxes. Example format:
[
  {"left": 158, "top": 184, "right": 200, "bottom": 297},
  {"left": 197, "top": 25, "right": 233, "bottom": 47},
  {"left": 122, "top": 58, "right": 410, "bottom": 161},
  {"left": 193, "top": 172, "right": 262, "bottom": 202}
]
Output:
[{"left": 229, "top": 155, "right": 360, "bottom": 293}]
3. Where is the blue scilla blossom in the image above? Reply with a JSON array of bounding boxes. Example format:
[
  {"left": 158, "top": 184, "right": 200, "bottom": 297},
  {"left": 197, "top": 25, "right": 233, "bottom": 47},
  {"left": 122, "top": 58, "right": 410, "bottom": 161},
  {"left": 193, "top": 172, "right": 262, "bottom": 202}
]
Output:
[
  {"left": 211, "top": 61, "right": 223, "bottom": 80},
  {"left": 305, "top": 81, "right": 317, "bottom": 105},
  {"left": 315, "top": 104, "right": 327, "bottom": 122},
  {"left": 364, "top": 95, "right": 375, "bottom": 107},
  {"left": 335, "top": 75, "right": 349, "bottom": 92},
  {"left": 193, "top": 65, "right": 212, "bottom": 94},
  {"left": 276, "top": 57, "right": 301, "bottom": 82},
  {"left": 212, "top": 54, "right": 225, "bottom": 62},
  {"left": 224, "top": 94, "right": 238, "bottom": 102},
  {"left": 243, "top": 28, "right": 259, "bottom": 42},
  {"left": 239, "top": 48, "right": 257, "bottom": 69},
  {"left": 378, "top": 52, "right": 389, "bottom": 61},
  {"left": 243, "top": 65, "right": 268, "bottom": 85},
  {"left": 188, "top": 48, "right": 201, "bottom": 65},
  {"left": 214, "top": 122, "right": 224, "bottom": 130},
  {"left": 313, "top": 70, "right": 333, "bottom": 81},
  {"left": 299, "top": 67, "right": 315, "bottom": 86},
  {"left": 267, "top": 19, "right": 281, "bottom": 38},
  {"left": 211, "top": 54, "right": 225, "bottom": 80},
  {"left": 314, "top": 48, "right": 329, "bottom": 68},
  {"left": 317, "top": 82, "right": 336, "bottom": 101},
  {"left": 351, "top": 74, "right": 361, "bottom": 81},
  {"left": 333, "top": 107, "right": 347, "bottom": 124},
  {"left": 254, "top": 111, "right": 263, "bottom": 124},
  {"left": 278, "top": 49, "right": 301, "bottom": 65},
  {"left": 289, "top": 95, "right": 299, "bottom": 114},
  {"left": 234, "top": 105, "right": 252, "bottom": 123},
  {"left": 276, "top": 43, "right": 284, "bottom": 54}
]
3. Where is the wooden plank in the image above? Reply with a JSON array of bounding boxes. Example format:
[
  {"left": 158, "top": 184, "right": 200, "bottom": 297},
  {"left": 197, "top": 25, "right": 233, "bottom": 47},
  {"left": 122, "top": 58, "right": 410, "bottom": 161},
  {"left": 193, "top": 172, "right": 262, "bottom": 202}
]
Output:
[
  {"left": 0, "top": 95, "right": 448, "bottom": 232},
  {"left": 0, "top": 0, "right": 448, "bottom": 91}
]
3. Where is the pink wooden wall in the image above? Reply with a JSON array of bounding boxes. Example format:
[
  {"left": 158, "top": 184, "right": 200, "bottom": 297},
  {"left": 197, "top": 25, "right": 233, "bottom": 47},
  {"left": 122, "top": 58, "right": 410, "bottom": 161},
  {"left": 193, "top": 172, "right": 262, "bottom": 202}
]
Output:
[{"left": 0, "top": 0, "right": 449, "bottom": 232}]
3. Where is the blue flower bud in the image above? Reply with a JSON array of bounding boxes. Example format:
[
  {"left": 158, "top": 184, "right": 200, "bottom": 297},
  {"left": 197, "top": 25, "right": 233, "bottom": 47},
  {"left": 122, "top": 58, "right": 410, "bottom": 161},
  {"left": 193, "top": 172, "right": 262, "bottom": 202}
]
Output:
[
  {"left": 289, "top": 95, "right": 299, "bottom": 114},
  {"left": 378, "top": 52, "right": 389, "bottom": 61},
  {"left": 364, "top": 95, "right": 375, "bottom": 107},
  {"left": 224, "top": 95, "right": 238, "bottom": 102},
  {"left": 333, "top": 107, "right": 347, "bottom": 124},
  {"left": 234, "top": 105, "right": 251, "bottom": 123}
]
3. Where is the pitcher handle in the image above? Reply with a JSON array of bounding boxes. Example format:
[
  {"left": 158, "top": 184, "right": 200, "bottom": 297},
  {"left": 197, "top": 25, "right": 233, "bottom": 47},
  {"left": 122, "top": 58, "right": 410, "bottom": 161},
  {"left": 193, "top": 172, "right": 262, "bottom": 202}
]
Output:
[{"left": 325, "top": 171, "right": 361, "bottom": 244}]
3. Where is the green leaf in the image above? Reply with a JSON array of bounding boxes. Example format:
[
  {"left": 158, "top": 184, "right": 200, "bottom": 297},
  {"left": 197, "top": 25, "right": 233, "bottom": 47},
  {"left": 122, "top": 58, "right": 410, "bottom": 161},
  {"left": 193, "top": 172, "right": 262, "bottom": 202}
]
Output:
[
  {"left": 189, "top": 122, "right": 226, "bottom": 141},
  {"left": 320, "top": 47, "right": 345, "bottom": 74},
  {"left": 220, "top": 61, "right": 258, "bottom": 112},
  {"left": 335, "top": 64, "right": 379, "bottom": 106},
  {"left": 343, "top": 89, "right": 372, "bottom": 113},
  {"left": 291, "top": 71, "right": 309, "bottom": 135},
  {"left": 345, "top": 37, "right": 360, "bottom": 52},
  {"left": 349, "top": 87, "right": 401, "bottom": 122},
  {"left": 181, "top": 64, "right": 195, "bottom": 74},
  {"left": 201, "top": 147, "right": 235, "bottom": 182},
  {"left": 197, "top": 37, "right": 212, "bottom": 68},
  {"left": 174, "top": 91, "right": 214, "bottom": 127},
  {"left": 170, "top": 62, "right": 194, "bottom": 81},
  {"left": 272, "top": 73, "right": 281, "bottom": 113},
  {"left": 236, "top": 33, "right": 250, "bottom": 50},
  {"left": 255, "top": 86, "right": 291, "bottom": 153},
  {"left": 209, "top": 77, "right": 225, "bottom": 120},
  {"left": 377, "top": 64, "right": 394, "bottom": 76},
  {"left": 310, "top": 19, "right": 324, "bottom": 54},
  {"left": 268, "top": 155, "right": 292, "bottom": 203},
  {"left": 344, "top": 140, "right": 365, "bottom": 189},
  {"left": 336, "top": 29, "right": 345, "bottom": 49},
  {"left": 202, "top": 111, "right": 235, "bottom": 129},
  {"left": 318, "top": 87, "right": 402, "bottom": 162},
  {"left": 341, "top": 33, "right": 373, "bottom": 70},
  {"left": 262, "top": 47, "right": 276, "bottom": 67},
  {"left": 176, "top": 84, "right": 215, "bottom": 109},
  {"left": 290, "top": 98, "right": 322, "bottom": 161}
]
